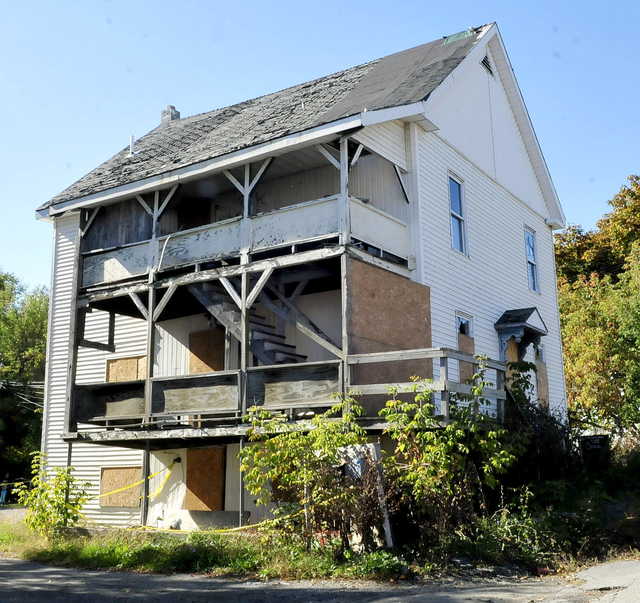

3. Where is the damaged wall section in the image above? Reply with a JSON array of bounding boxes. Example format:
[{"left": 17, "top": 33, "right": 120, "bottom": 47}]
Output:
[{"left": 346, "top": 257, "right": 432, "bottom": 412}]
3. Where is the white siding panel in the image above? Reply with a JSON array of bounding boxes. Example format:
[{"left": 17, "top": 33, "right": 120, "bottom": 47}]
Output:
[
  {"left": 417, "top": 131, "right": 566, "bottom": 415},
  {"left": 424, "top": 42, "right": 548, "bottom": 218},
  {"left": 43, "top": 214, "right": 143, "bottom": 527},
  {"left": 353, "top": 121, "right": 407, "bottom": 170}
]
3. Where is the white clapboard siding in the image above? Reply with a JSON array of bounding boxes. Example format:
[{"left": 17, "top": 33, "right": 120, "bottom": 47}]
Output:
[
  {"left": 416, "top": 130, "right": 566, "bottom": 415},
  {"left": 353, "top": 121, "right": 407, "bottom": 171},
  {"left": 43, "top": 213, "right": 144, "bottom": 527}
]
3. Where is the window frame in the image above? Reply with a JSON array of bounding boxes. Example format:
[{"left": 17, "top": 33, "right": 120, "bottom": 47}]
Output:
[
  {"left": 455, "top": 312, "right": 474, "bottom": 338},
  {"left": 448, "top": 174, "right": 467, "bottom": 255},
  {"left": 524, "top": 226, "right": 540, "bottom": 292}
]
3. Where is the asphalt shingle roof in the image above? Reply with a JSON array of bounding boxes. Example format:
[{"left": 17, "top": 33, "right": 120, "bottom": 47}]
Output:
[{"left": 40, "top": 25, "right": 489, "bottom": 211}]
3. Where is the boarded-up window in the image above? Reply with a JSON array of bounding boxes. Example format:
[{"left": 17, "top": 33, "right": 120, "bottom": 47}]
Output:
[
  {"left": 535, "top": 349, "right": 549, "bottom": 410},
  {"left": 189, "top": 328, "right": 225, "bottom": 374},
  {"left": 457, "top": 315, "right": 475, "bottom": 383},
  {"left": 106, "top": 356, "right": 146, "bottom": 382},
  {"left": 183, "top": 447, "right": 225, "bottom": 511},
  {"left": 100, "top": 466, "right": 141, "bottom": 508}
]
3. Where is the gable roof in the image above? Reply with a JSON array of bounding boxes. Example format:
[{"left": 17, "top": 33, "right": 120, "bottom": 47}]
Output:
[
  {"left": 38, "top": 25, "right": 491, "bottom": 213},
  {"left": 495, "top": 307, "right": 548, "bottom": 335}
]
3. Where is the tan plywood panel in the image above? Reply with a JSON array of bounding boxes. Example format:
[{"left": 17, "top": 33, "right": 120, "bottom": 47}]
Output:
[
  {"left": 458, "top": 333, "right": 475, "bottom": 383},
  {"left": 189, "top": 328, "right": 225, "bottom": 374},
  {"left": 100, "top": 466, "right": 141, "bottom": 508},
  {"left": 536, "top": 358, "right": 549, "bottom": 410},
  {"left": 106, "top": 355, "right": 146, "bottom": 383},
  {"left": 183, "top": 447, "right": 225, "bottom": 511},
  {"left": 347, "top": 257, "right": 432, "bottom": 385}
]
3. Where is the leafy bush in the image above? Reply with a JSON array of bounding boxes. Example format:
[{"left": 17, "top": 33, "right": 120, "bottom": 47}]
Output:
[
  {"left": 380, "top": 368, "right": 516, "bottom": 559},
  {"left": 457, "top": 489, "right": 558, "bottom": 568},
  {"left": 13, "top": 452, "right": 89, "bottom": 538},
  {"left": 239, "top": 399, "right": 383, "bottom": 553}
]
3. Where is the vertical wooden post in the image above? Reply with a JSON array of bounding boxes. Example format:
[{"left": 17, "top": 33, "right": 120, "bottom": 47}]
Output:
[
  {"left": 496, "top": 368, "right": 505, "bottom": 423},
  {"left": 143, "top": 280, "right": 156, "bottom": 423},
  {"left": 238, "top": 437, "right": 245, "bottom": 527},
  {"left": 440, "top": 355, "right": 450, "bottom": 421},
  {"left": 140, "top": 441, "right": 150, "bottom": 527},
  {"left": 240, "top": 271, "right": 248, "bottom": 415},
  {"left": 241, "top": 164, "right": 251, "bottom": 265},
  {"left": 340, "top": 253, "right": 350, "bottom": 398},
  {"left": 339, "top": 137, "right": 350, "bottom": 245},
  {"left": 63, "top": 442, "right": 73, "bottom": 527}
]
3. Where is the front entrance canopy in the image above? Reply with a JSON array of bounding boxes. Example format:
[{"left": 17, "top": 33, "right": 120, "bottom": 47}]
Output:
[{"left": 494, "top": 307, "right": 548, "bottom": 361}]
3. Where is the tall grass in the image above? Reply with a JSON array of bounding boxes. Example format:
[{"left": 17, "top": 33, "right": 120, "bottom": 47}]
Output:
[{"left": 0, "top": 522, "right": 407, "bottom": 580}]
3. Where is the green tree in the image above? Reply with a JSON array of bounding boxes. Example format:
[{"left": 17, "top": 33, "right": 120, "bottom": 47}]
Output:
[
  {"left": 0, "top": 271, "right": 49, "bottom": 482},
  {"left": 555, "top": 175, "right": 640, "bottom": 283}
]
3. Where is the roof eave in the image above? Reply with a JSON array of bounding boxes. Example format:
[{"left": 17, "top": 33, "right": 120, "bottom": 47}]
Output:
[{"left": 37, "top": 102, "right": 427, "bottom": 219}]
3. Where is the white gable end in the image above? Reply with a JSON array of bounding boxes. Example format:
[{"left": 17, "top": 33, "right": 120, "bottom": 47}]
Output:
[{"left": 424, "top": 38, "right": 548, "bottom": 218}]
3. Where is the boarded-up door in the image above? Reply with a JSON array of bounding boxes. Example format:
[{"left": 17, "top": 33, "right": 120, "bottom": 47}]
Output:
[
  {"left": 183, "top": 447, "right": 226, "bottom": 511},
  {"left": 106, "top": 355, "right": 146, "bottom": 382},
  {"left": 189, "top": 328, "right": 225, "bottom": 374},
  {"left": 458, "top": 333, "right": 475, "bottom": 383}
]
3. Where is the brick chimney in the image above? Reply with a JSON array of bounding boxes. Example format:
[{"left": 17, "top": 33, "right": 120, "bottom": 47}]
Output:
[{"left": 160, "top": 105, "right": 180, "bottom": 125}]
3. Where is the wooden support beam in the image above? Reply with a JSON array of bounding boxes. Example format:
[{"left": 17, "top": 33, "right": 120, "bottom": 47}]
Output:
[
  {"left": 152, "top": 284, "right": 177, "bottom": 321},
  {"left": 80, "top": 246, "right": 345, "bottom": 304},
  {"left": 240, "top": 272, "right": 249, "bottom": 414},
  {"left": 129, "top": 292, "right": 148, "bottom": 320},
  {"left": 223, "top": 169, "right": 245, "bottom": 195},
  {"left": 394, "top": 165, "right": 410, "bottom": 204},
  {"left": 288, "top": 279, "right": 308, "bottom": 301},
  {"left": 143, "top": 284, "right": 156, "bottom": 422},
  {"left": 81, "top": 208, "right": 100, "bottom": 238},
  {"left": 78, "top": 339, "right": 114, "bottom": 352},
  {"left": 219, "top": 277, "right": 242, "bottom": 309},
  {"left": 247, "top": 158, "right": 272, "bottom": 194},
  {"left": 261, "top": 285, "right": 342, "bottom": 358},
  {"left": 245, "top": 266, "right": 273, "bottom": 310},
  {"left": 135, "top": 195, "right": 154, "bottom": 216},
  {"left": 350, "top": 143, "right": 364, "bottom": 167},
  {"left": 315, "top": 144, "right": 340, "bottom": 170},
  {"left": 156, "top": 185, "right": 178, "bottom": 218},
  {"left": 440, "top": 356, "right": 449, "bottom": 421},
  {"left": 140, "top": 441, "right": 150, "bottom": 526},
  {"left": 339, "top": 137, "right": 350, "bottom": 245}
]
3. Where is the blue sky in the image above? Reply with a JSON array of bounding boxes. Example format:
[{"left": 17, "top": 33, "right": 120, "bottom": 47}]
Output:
[{"left": 1, "top": 0, "right": 638, "bottom": 288}]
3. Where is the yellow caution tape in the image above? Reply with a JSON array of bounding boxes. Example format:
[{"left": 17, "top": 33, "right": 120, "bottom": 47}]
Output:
[
  {"left": 92, "top": 461, "right": 176, "bottom": 501},
  {"left": 133, "top": 492, "right": 342, "bottom": 535}
]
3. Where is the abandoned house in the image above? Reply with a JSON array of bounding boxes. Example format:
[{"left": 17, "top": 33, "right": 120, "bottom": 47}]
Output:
[{"left": 36, "top": 23, "right": 566, "bottom": 529}]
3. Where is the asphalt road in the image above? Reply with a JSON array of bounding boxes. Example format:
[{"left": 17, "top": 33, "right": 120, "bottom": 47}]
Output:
[{"left": 0, "top": 557, "right": 638, "bottom": 602}]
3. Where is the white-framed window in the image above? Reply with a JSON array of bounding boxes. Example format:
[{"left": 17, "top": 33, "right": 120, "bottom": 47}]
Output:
[
  {"left": 524, "top": 227, "right": 539, "bottom": 292},
  {"left": 456, "top": 312, "right": 473, "bottom": 337},
  {"left": 449, "top": 175, "right": 466, "bottom": 254}
]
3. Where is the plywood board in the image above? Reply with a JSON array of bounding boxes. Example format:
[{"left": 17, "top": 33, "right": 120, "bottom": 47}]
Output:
[
  {"left": 106, "top": 355, "right": 146, "bottom": 382},
  {"left": 536, "top": 358, "right": 549, "bottom": 410},
  {"left": 100, "top": 466, "right": 141, "bottom": 508},
  {"left": 458, "top": 333, "right": 475, "bottom": 383},
  {"left": 347, "top": 257, "right": 432, "bottom": 385},
  {"left": 183, "top": 447, "right": 225, "bottom": 511},
  {"left": 189, "top": 328, "right": 225, "bottom": 374}
]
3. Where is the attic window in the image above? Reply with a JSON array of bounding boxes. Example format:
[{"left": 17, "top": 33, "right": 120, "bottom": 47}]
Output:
[{"left": 481, "top": 55, "right": 494, "bottom": 76}]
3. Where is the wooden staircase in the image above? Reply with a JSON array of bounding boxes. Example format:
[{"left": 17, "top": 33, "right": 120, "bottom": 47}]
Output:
[{"left": 188, "top": 282, "right": 307, "bottom": 365}]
